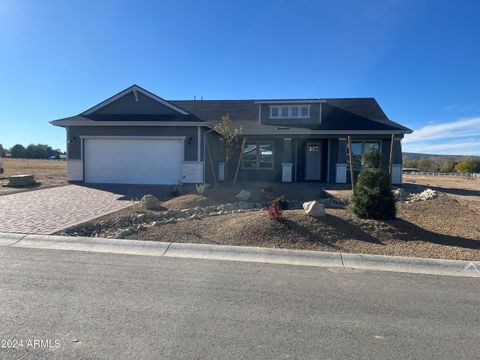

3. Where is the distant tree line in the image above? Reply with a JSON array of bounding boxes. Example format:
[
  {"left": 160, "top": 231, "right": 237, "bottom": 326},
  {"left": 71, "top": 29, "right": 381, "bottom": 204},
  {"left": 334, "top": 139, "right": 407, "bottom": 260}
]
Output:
[
  {"left": 403, "top": 156, "right": 480, "bottom": 173},
  {"left": 0, "top": 144, "right": 65, "bottom": 160}
]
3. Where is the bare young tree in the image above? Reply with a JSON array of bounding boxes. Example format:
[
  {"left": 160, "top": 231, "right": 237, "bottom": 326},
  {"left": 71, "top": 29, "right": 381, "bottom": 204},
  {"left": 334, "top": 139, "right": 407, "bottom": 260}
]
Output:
[{"left": 213, "top": 115, "right": 243, "bottom": 184}]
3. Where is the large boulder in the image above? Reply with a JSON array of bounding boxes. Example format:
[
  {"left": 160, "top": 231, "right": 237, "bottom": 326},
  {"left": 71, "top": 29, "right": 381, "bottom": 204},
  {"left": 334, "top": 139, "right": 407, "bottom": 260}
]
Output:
[
  {"left": 139, "top": 194, "right": 163, "bottom": 211},
  {"left": 235, "top": 190, "right": 251, "bottom": 202},
  {"left": 302, "top": 201, "right": 326, "bottom": 217}
]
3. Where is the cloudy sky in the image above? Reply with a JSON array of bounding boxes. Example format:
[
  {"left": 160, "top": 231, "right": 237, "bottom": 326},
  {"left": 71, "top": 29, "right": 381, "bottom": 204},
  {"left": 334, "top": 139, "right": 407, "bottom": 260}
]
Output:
[
  {"left": 403, "top": 116, "right": 480, "bottom": 155},
  {"left": 0, "top": 0, "right": 479, "bottom": 154}
]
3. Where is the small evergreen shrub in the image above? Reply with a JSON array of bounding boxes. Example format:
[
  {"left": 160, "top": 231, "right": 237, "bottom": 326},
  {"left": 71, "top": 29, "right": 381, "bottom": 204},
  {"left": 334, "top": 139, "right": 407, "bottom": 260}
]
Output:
[{"left": 350, "top": 149, "right": 396, "bottom": 220}]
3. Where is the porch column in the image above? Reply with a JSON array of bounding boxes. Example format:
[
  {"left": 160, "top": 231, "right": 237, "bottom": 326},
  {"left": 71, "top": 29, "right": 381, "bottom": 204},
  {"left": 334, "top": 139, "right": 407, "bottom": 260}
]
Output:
[
  {"left": 282, "top": 138, "right": 293, "bottom": 182},
  {"left": 391, "top": 137, "right": 403, "bottom": 184},
  {"left": 335, "top": 137, "right": 347, "bottom": 183}
]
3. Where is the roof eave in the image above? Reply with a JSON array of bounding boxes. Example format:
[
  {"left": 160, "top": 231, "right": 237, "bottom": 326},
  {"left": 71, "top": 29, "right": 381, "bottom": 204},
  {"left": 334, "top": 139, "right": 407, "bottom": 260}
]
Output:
[
  {"left": 242, "top": 129, "right": 412, "bottom": 135},
  {"left": 51, "top": 119, "right": 211, "bottom": 128},
  {"left": 254, "top": 100, "right": 327, "bottom": 104}
]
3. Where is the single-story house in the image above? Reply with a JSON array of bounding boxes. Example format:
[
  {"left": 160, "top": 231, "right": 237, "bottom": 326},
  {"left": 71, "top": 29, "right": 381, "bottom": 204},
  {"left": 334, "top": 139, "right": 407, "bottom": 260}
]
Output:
[{"left": 51, "top": 85, "right": 412, "bottom": 185}]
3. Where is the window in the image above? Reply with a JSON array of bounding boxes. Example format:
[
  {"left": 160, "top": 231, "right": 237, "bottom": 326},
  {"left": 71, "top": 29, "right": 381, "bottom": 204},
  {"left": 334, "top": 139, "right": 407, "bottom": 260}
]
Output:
[
  {"left": 291, "top": 106, "right": 299, "bottom": 117},
  {"left": 242, "top": 142, "right": 274, "bottom": 169},
  {"left": 270, "top": 105, "right": 310, "bottom": 118},
  {"left": 242, "top": 143, "right": 258, "bottom": 169},
  {"left": 301, "top": 106, "right": 309, "bottom": 117},
  {"left": 346, "top": 141, "right": 380, "bottom": 169}
]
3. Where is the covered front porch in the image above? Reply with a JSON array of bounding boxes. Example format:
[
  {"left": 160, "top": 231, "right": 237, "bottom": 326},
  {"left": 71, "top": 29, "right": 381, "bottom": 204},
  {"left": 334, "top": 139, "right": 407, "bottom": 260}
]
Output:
[{"left": 231, "top": 135, "right": 403, "bottom": 184}]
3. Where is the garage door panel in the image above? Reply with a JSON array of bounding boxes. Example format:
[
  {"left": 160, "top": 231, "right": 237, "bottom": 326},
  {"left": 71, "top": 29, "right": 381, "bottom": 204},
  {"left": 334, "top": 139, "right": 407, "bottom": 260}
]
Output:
[{"left": 85, "top": 138, "right": 184, "bottom": 185}]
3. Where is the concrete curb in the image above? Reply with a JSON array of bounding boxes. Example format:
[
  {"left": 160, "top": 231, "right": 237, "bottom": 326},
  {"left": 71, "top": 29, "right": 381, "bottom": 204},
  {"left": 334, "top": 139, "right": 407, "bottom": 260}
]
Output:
[
  {"left": 0, "top": 232, "right": 479, "bottom": 277},
  {"left": 341, "top": 253, "right": 476, "bottom": 277},
  {"left": 0, "top": 232, "right": 28, "bottom": 246},
  {"left": 164, "top": 242, "right": 343, "bottom": 267},
  {"left": 14, "top": 234, "right": 170, "bottom": 257}
]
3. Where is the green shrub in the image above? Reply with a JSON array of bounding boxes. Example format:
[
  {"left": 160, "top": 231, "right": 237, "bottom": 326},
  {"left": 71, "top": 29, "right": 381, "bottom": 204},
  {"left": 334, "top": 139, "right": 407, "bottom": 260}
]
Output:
[{"left": 350, "top": 149, "right": 396, "bottom": 220}]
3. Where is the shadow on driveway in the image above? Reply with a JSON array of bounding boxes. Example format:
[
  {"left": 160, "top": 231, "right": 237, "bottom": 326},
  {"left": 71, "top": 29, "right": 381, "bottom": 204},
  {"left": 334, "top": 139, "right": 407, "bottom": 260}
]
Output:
[{"left": 76, "top": 183, "right": 196, "bottom": 201}]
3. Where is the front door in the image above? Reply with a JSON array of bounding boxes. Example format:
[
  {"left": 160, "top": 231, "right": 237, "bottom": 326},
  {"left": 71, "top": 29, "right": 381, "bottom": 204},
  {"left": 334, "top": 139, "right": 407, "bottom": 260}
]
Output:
[{"left": 305, "top": 142, "right": 321, "bottom": 180}]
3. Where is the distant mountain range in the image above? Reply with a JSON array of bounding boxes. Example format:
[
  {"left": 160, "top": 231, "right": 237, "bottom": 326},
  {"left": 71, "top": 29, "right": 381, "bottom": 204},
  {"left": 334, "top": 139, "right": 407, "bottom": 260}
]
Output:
[{"left": 403, "top": 152, "right": 480, "bottom": 161}]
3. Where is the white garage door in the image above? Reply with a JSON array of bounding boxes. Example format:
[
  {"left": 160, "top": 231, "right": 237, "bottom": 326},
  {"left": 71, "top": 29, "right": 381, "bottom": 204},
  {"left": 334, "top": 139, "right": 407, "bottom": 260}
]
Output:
[{"left": 84, "top": 138, "right": 184, "bottom": 185}]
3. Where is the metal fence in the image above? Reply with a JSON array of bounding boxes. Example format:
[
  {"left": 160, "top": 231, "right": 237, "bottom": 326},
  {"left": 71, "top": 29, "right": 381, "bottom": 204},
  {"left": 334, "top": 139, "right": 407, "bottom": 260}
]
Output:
[{"left": 404, "top": 171, "right": 480, "bottom": 178}]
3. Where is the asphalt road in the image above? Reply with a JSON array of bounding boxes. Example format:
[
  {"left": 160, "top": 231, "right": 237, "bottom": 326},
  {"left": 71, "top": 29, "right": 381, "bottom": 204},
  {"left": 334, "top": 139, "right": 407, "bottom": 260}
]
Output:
[{"left": 0, "top": 246, "right": 479, "bottom": 360}]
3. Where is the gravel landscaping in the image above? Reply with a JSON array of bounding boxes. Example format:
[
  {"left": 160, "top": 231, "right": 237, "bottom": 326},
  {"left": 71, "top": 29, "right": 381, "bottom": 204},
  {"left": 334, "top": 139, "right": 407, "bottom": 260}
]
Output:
[
  {"left": 60, "top": 187, "right": 480, "bottom": 261},
  {"left": 61, "top": 195, "right": 347, "bottom": 239},
  {"left": 120, "top": 194, "right": 479, "bottom": 261}
]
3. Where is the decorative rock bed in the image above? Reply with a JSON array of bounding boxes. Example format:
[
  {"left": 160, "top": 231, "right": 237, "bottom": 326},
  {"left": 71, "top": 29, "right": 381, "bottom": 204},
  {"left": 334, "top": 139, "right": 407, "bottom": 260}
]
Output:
[
  {"left": 393, "top": 188, "right": 438, "bottom": 203},
  {"left": 62, "top": 202, "right": 266, "bottom": 239},
  {"left": 61, "top": 197, "right": 349, "bottom": 239},
  {"left": 61, "top": 189, "right": 438, "bottom": 240}
]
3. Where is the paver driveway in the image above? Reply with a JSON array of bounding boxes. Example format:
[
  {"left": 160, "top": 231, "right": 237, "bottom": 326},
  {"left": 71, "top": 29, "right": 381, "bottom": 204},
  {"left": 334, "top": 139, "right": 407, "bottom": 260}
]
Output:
[{"left": 0, "top": 185, "right": 132, "bottom": 234}]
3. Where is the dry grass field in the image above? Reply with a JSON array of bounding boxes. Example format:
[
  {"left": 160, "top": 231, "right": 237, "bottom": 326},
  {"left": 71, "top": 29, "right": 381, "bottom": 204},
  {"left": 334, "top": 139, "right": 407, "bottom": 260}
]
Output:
[{"left": 0, "top": 158, "right": 67, "bottom": 195}]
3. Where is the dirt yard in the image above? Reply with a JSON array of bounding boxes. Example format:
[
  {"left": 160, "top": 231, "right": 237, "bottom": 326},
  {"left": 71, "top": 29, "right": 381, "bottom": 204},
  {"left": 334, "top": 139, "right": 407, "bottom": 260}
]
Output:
[
  {"left": 0, "top": 158, "right": 67, "bottom": 195},
  {"left": 57, "top": 174, "right": 480, "bottom": 261},
  {"left": 404, "top": 174, "right": 480, "bottom": 214},
  {"left": 123, "top": 194, "right": 479, "bottom": 261}
]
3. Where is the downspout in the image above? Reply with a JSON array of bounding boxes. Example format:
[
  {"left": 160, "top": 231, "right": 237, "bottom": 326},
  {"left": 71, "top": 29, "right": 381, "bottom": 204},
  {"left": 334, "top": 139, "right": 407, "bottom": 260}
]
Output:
[{"left": 203, "top": 129, "right": 215, "bottom": 184}]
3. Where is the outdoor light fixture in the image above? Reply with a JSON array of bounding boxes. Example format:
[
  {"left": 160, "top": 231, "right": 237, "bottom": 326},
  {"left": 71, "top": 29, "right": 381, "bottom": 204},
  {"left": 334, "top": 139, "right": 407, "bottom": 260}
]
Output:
[
  {"left": 68, "top": 136, "right": 77, "bottom": 144},
  {"left": 187, "top": 137, "right": 193, "bottom": 144}
]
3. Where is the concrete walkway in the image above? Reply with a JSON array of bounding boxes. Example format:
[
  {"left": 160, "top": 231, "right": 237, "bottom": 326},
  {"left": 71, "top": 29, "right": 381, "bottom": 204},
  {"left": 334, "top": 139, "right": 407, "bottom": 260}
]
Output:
[{"left": 0, "top": 185, "right": 132, "bottom": 234}]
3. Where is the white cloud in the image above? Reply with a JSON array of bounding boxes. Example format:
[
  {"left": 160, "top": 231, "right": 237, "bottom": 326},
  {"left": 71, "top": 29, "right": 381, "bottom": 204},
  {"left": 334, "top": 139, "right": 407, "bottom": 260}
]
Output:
[
  {"left": 403, "top": 141, "right": 480, "bottom": 155},
  {"left": 404, "top": 117, "right": 480, "bottom": 144}
]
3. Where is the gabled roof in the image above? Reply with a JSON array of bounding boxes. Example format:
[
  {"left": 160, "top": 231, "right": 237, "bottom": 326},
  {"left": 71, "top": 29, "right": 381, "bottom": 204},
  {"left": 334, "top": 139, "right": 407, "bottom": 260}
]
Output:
[
  {"left": 171, "top": 98, "right": 412, "bottom": 134},
  {"left": 82, "top": 85, "right": 190, "bottom": 116},
  {"left": 171, "top": 100, "right": 258, "bottom": 122},
  {"left": 50, "top": 85, "right": 411, "bottom": 134},
  {"left": 51, "top": 85, "right": 209, "bottom": 127}
]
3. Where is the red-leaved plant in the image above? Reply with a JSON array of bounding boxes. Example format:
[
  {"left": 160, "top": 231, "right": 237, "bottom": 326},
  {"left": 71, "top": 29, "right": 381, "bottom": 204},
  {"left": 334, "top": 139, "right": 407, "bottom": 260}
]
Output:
[{"left": 267, "top": 201, "right": 283, "bottom": 221}]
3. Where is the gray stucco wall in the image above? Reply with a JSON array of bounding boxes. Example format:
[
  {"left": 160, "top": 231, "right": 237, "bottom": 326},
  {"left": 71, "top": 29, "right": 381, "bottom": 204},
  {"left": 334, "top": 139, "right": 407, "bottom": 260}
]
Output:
[{"left": 67, "top": 126, "right": 201, "bottom": 161}]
